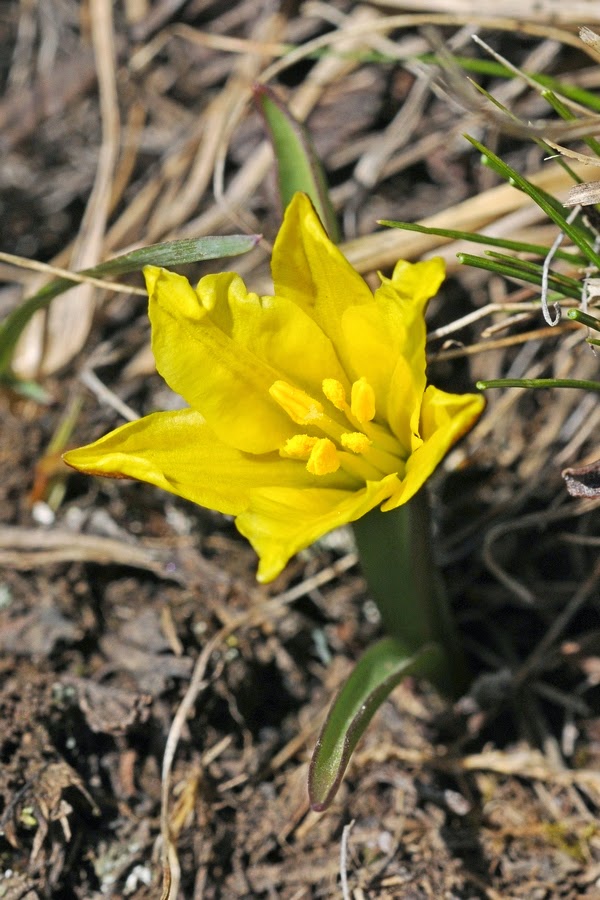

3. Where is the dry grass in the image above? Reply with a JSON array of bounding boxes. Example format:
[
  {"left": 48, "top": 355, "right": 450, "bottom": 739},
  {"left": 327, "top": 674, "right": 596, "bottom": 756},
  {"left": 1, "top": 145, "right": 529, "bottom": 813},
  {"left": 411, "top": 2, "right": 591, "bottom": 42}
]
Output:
[{"left": 1, "top": 1, "right": 600, "bottom": 897}]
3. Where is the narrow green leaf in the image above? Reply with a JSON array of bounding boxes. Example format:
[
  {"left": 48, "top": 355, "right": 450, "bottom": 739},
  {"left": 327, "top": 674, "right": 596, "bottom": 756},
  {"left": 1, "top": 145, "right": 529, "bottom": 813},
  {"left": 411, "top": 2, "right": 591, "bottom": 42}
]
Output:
[
  {"left": 477, "top": 378, "right": 600, "bottom": 393},
  {"left": 418, "top": 55, "right": 600, "bottom": 111},
  {"left": 466, "top": 136, "right": 600, "bottom": 270},
  {"left": 2, "top": 373, "right": 52, "bottom": 403},
  {"left": 456, "top": 252, "right": 582, "bottom": 300},
  {"left": 542, "top": 90, "right": 600, "bottom": 159},
  {"left": 0, "top": 234, "right": 260, "bottom": 376},
  {"left": 484, "top": 250, "right": 581, "bottom": 289},
  {"left": 379, "top": 219, "right": 584, "bottom": 263},
  {"left": 309, "top": 638, "right": 445, "bottom": 811},
  {"left": 568, "top": 308, "right": 600, "bottom": 332},
  {"left": 254, "top": 83, "right": 339, "bottom": 241}
]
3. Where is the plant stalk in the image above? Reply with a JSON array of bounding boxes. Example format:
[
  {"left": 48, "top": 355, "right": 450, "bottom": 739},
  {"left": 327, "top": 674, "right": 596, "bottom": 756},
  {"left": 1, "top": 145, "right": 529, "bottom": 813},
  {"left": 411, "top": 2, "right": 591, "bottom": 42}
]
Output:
[{"left": 352, "top": 489, "right": 467, "bottom": 698}]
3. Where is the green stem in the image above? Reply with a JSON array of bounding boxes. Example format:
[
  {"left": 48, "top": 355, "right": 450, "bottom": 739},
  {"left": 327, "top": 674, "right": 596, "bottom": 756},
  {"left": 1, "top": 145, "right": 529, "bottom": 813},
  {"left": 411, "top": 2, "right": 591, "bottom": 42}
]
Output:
[
  {"left": 567, "top": 308, "right": 600, "bottom": 332},
  {"left": 352, "top": 489, "right": 467, "bottom": 698}
]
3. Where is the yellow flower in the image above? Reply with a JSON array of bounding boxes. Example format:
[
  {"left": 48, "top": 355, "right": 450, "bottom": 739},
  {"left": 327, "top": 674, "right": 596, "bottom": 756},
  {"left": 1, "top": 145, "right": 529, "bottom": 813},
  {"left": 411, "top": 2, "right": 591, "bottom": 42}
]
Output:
[{"left": 64, "top": 193, "right": 484, "bottom": 582}]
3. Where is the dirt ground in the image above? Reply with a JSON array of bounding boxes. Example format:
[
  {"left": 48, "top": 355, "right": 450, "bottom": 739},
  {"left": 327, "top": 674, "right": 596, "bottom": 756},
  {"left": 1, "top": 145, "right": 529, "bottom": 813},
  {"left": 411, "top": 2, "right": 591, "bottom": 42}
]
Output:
[{"left": 1, "top": 1, "right": 600, "bottom": 898}]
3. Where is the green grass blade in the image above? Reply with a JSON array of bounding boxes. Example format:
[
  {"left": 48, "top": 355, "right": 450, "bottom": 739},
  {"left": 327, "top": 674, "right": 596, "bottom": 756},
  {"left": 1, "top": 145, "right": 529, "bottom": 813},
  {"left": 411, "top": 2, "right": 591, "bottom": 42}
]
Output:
[
  {"left": 568, "top": 309, "right": 600, "bottom": 331},
  {"left": 484, "top": 250, "right": 582, "bottom": 289},
  {"left": 467, "top": 136, "right": 600, "bottom": 269},
  {"left": 456, "top": 252, "right": 582, "bottom": 300},
  {"left": 477, "top": 378, "right": 600, "bottom": 393},
  {"left": 0, "top": 234, "right": 259, "bottom": 376},
  {"left": 542, "top": 90, "right": 600, "bottom": 159},
  {"left": 254, "top": 84, "right": 339, "bottom": 241},
  {"left": 379, "top": 219, "right": 585, "bottom": 264},
  {"left": 417, "top": 54, "right": 600, "bottom": 112}
]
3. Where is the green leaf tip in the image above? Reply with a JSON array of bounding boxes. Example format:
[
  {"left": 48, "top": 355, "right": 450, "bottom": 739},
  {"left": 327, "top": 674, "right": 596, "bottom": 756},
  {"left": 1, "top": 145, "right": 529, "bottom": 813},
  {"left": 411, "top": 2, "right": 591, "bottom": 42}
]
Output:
[
  {"left": 308, "top": 638, "right": 445, "bottom": 811},
  {"left": 253, "top": 83, "right": 339, "bottom": 241}
]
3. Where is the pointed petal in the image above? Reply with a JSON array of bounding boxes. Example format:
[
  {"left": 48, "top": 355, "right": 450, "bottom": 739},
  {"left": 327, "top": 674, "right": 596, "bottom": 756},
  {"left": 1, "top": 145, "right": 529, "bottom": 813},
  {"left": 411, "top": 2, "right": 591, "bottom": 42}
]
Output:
[
  {"left": 271, "top": 193, "right": 373, "bottom": 358},
  {"left": 237, "top": 473, "right": 401, "bottom": 582},
  {"left": 386, "top": 353, "right": 424, "bottom": 454},
  {"left": 381, "top": 386, "right": 485, "bottom": 511},
  {"left": 63, "top": 409, "right": 346, "bottom": 514},
  {"left": 340, "top": 259, "right": 444, "bottom": 445},
  {"left": 385, "top": 257, "right": 446, "bottom": 321},
  {"left": 373, "top": 257, "right": 445, "bottom": 374},
  {"left": 340, "top": 302, "right": 401, "bottom": 393},
  {"left": 146, "top": 266, "right": 349, "bottom": 453},
  {"left": 196, "top": 270, "right": 349, "bottom": 396},
  {"left": 146, "top": 266, "right": 292, "bottom": 453}
]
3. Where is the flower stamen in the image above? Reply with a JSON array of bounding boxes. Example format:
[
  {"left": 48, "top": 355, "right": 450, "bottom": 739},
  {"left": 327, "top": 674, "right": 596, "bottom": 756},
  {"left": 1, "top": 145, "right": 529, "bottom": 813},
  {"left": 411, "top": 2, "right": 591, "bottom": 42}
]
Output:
[
  {"left": 322, "top": 378, "right": 348, "bottom": 412},
  {"left": 270, "top": 380, "right": 324, "bottom": 425},
  {"left": 341, "top": 432, "right": 371, "bottom": 454},
  {"left": 306, "top": 438, "right": 340, "bottom": 475},
  {"left": 283, "top": 434, "right": 319, "bottom": 459},
  {"left": 272, "top": 376, "right": 405, "bottom": 481},
  {"left": 351, "top": 376, "right": 376, "bottom": 424}
]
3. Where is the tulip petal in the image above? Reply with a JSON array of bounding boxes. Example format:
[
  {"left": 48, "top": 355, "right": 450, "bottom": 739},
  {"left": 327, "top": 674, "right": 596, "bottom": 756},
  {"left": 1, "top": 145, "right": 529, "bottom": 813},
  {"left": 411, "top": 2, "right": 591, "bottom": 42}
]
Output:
[
  {"left": 196, "top": 271, "right": 349, "bottom": 397},
  {"left": 340, "top": 259, "right": 444, "bottom": 444},
  {"left": 373, "top": 257, "right": 445, "bottom": 372},
  {"left": 63, "top": 409, "right": 351, "bottom": 514},
  {"left": 146, "top": 266, "right": 350, "bottom": 453},
  {"left": 237, "top": 473, "right": 401, "bottom": 582},
  {"left": 146, "top": 266, "right": 292, "bottom": 453},
  {"left": 386, "top": 353, "right": 424, "bottom": 455},
  {"left": 381, "top": 386, "right": 485, "bottom": 511},
  {"left": 271, "top": 193, "right": 373, "bottom": 360}
]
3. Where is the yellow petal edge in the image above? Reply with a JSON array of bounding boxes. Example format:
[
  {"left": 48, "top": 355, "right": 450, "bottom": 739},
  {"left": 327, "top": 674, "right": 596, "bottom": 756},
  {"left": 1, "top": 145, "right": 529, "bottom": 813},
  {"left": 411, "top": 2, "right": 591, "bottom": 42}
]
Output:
[{"left": 64, "top": 192, "right": 485, "bottom": 582}]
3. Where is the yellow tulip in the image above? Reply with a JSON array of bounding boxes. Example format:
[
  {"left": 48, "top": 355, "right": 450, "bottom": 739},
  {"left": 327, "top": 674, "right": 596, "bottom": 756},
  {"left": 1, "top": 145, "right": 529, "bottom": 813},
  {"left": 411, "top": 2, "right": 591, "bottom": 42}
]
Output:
[{"left": 64, "top": 193, "right": 484, "bottom": 582}]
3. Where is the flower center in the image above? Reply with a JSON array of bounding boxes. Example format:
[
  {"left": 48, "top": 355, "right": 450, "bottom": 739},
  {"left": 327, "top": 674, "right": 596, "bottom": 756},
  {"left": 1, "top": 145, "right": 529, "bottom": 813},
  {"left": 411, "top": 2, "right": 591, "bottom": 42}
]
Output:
[{"left": 269, "top": 377, "right": 405, "bottom": 480}]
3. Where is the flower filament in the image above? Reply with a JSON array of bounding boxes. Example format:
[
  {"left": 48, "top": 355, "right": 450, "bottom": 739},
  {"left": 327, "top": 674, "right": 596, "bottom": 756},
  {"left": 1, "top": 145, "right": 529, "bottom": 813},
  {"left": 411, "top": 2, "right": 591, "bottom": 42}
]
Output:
[{"left": 270, "top": 377, "right": 406, "bottom": 481}]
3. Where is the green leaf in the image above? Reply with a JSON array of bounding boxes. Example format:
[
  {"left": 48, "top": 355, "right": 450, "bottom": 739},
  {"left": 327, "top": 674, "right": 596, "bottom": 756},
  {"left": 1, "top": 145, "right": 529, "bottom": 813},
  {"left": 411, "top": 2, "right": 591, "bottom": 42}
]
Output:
[
  {"left": 309, "top": 637, "right": 446, "bottom": 811},
  {"left": 352, "top": 498, "right": 467, "bottom": 694},
  {"left": 456, "top": 252, "right": 582, "bottom": 300},
  {"left": 379, "top": 219, "right": 586, "bottom": 265},
  {"left": 0, "top": 234, "right": 259, "bottom": 377},
  {"left": 466, "top": 136, "right": 600, "bottom": 269},
  {"left": 418, "top": 53, "right": 600, "bottom": 112},
  {"left": 477, "top": 377, "right": 600, "bottom": 393},
  {"left": 568, "top": 308, "right": 600, "bottom": 332},
  {"left": 542, "top": 89, "right": 600, "bottom": 159},
  {"left": 254, "top": 83, "right": 339, "bottom": 241}
]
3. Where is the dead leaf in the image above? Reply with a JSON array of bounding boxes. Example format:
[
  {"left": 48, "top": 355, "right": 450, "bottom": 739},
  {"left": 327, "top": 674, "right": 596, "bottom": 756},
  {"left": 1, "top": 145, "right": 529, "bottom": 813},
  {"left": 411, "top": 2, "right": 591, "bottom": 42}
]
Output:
[
  {"left": 562, "top": 458, "right": 600, "bottom": 497},
  {"left": 62, "top": 676, "right": 151, "bottom": 735}
]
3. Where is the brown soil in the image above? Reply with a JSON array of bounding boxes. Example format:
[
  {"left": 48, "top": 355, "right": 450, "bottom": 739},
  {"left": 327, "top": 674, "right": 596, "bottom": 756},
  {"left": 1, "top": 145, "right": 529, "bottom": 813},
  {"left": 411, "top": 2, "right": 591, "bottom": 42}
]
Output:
[{"left": 1, "top": 2, "right": 600, "bottom": 898}]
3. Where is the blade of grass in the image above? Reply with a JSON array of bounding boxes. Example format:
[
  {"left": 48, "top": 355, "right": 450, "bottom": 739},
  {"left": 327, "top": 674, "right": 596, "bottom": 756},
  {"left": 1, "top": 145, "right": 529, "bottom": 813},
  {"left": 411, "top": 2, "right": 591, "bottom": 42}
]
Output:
[
  {"left": 467, "top": 136, "right": 600, "bottom": 269},
  {"left": 568, "top": 309, "right": 600, "bottom": 331},
  {"left": 254, "top": 84, "right": 338, "bottom": 241},
  {"left": 379, "top": 219, "right": 587, "bottom": 264},
  {"left": 0, "top": 234, "right": 260, "bottom": 376},
  {"left": 477, "top": 377, "right": 600, "bottom": 392},
  {"left": 542, "top": 90, "right": 600, "bottom": 159},
  {"left": 418, "top": 53, "right": 600, "bottom": 112},
  {"left": 457, "top": 252, "right": 583, "bottom": 300}
]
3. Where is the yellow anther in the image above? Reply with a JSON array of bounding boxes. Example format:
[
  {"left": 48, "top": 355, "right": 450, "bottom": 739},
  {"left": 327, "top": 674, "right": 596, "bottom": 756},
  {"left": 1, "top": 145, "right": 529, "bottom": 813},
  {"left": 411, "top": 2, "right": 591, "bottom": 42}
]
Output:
[
  {"left": 322, "top": 378, "right": 347, "bottom": 411},
  {"left": 341, "top": 432, "right": 371, "bottom": 455},
  {"left": 350, "top": 377, "right": 376, "bottom": 424},
  {"left": 283, "top": 434, "right": 318, "bottom": 459},
  {"left": 270, "top": 380, "right": 324, "bottom": 425},
  {"left": 306, "top": 438, "right": 340, "bottom": 475}
]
